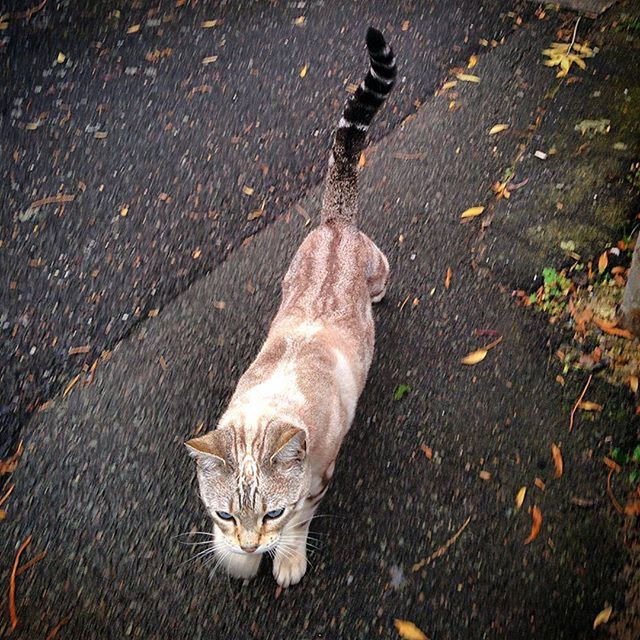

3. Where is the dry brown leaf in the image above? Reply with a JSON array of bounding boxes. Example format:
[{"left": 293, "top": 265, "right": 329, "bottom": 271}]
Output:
[
  {"left": 624, "top": 501, "right": 640, "bottom": 516},
  {"left": 456, "top": 73, "right": 480, "bottom": 83},
  {"left": 202, "top": 55, "right": 218, "bottom": 65},
  {"left": 192, "top": 248, "right": 202, "bottom": 260},
  {"left": 242, "top": 185, "right": 254, "bottom": 196},
  {"left": 468, "top": 54, "right": 478, "bottom": 68},
  {"left": 293, "top": 15, "right": 305, "bottom": 26},
  {"left": 358, "top": 152, "right": 366, "bottom": 168},
  {"left": 445, "top": 267, "right": 452, "bottom": 290},
  {"left": 593, "top": 606, "right": 612, "bottom": 629},
  {"left": 524, "top": 505, "right": 542, "bottom": 544},
  {"left": 479, "top": 470, "right": 491, "bottom": 481},
  {"left": 630, "top": 375, "right": 639, "bottom": 394},
  {"left": 299, "top": 64, "right": 308, "bottom": 78},
  {"left": 551, "top": 443, "right": 563, "bottom": 479},
  {"left": 461, "top": 349, "right": 487, "bottom": 365},
  {"left": 593, "top": 318, "right": 634, "bottom": 340},
  {"left": 489, "top": 123, "right": 509, "bottom": 135},
  {"left": 127, "top": 24, "right": 140, "bottom": 33},
  {"left": 534, "top": 477, "right": 546, "bottom": 491},
  {"left": 202, "top": 19, "right": 222, "bottom": 28},
  {"left": 394, "top": 619, "right": 428, "bottom": 640},
  {"left": 441, "top": 80, "right": 457, "bottom": 90},
  {"left": 460, "top": 206, "right": 485, "bottom": 219},
  {"left": 401, "top": 20, "right": 410, "bottom": 32},
  {"left": 420, "top": 444, "right": 433, "bottom": 460},
  {"left": 598, "top": 251, "right": 608, "bottom": 273},
  {"left": 578, "top": 401, "right": 603, "bottom": 412},
  {"left": 515, "top": 486, "right": 527, "bottom": 510}
]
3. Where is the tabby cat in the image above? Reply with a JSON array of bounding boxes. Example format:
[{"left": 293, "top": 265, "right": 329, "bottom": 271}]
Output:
[{"left": 186, "top": 27, "right": 396, "bottom": 587}]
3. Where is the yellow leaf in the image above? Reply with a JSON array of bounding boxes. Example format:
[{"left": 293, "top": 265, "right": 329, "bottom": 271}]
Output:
[
  {"left": 202, "top": 56, "right": 219, "bottom": 65},
  {"left": 441, "top": 80, "right": 457, "bottom": 90},
  {"left": 56, "top": 52, "right": 66, "bottom": 64},
  {"left": 120, "top": 205, "right": 129, "bottom": 217},
  {"left": 467, "top": 54, "right": 478, "bottom": 68},
  {"left": 247, "top": 208, "right": 264, "bottom": 221},
  {"left": 242, "top": 186, "right": 254, "bottom": 196},
  {"left": 394, "top": 619, "right": 428, "bottom": 640},
  {"left": 570, "top": 55, "right": 587, "bottom": 70},
  {"left": 593, "top": 606, "right": 612, "bottom": 629},
  {"left": 293, "top": 15, "right": 305, "bottom": 26},
  {"left": 202, "top": 19, "right": 222, "bottom": 28},
  {"left": 515, "top": 486, "right": 526, "bottom": 510},
  {"left": 578, "top": 401, "right": 603, "bottom": 412},
  {"left": 629, "top": 375, "right": 638, "bottom": 394},
  {"left": 598, "top": 251, "right": 608, "bottom": 273},
  {"left": 456, "top": 73, "right": 480, "bottom": 83},
  {"left": 401, "top": 20, "right": 410, "bottom": 32},
  {"left": 299, "top": 64, "right": 308, "bottom": 78},
  {"left": 127, "top": 24, "right": 141, "bottom": 33},
  {"left": 460, "top": 206, "right": 485, "bottom": 219},
  {"left": 489, "top": 123, "right": 509, "bottom": 135},
  {"left": 461, "top": 349, "right": 487, "bottom": 365},
  {"left": 358, "top": 152, "right": 366, "bottom": 168},
  {"left": 192, "top": 248, "right": 202, "bottom": 259}
]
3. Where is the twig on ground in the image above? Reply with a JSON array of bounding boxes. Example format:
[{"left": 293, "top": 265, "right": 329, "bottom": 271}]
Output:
[
  {"left": 411, "top": 515, "right": 472, "bottom": 572},
  {"left": 567, "top": 17, "right": 582, "bottom": 57},
  {"left": 606, "top": 469, "right": 624, "bottom": 514},
  {"left": 569, "top": 374, "right": 592, "bottom": 432},
  {"left": 45, "top": 615, "right": 71, "bottom": 640},
  {"left": 27, "top": 194, "right": 75, "bottom": 210},
  {"left": 16, "top": 550, "right": 47, "bottom": 577},
  {"left": 9, "top": 535, "right": 32, "bottom": 630},
  {"left": 11, "top": 0, "right": 47, "bottom": 20}
]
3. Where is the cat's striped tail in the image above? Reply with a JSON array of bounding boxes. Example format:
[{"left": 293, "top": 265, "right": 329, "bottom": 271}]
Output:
[{"left": 321, "top": 27, "right": 397, "bottom": 225}]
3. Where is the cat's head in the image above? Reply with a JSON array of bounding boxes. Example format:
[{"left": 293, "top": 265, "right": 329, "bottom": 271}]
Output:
[{"left": 185, "top": 421, "right": 308, "bottom": 555}]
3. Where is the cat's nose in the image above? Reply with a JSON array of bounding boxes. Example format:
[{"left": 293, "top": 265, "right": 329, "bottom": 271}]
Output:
[{"left": 241, "top": 545, "right": 258, "bottom": 554}]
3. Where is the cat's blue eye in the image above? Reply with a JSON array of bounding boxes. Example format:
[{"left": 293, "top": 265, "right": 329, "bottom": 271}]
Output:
[
  {"left": 215, "top": 511, "right": 234, "bottom": 521},
  {"left": 264, "top": 508, "right": 285, "bottom": 520}
]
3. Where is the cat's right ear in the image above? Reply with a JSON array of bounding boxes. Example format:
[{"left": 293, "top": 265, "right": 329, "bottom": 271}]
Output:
[{"left": 185, "top": 430, "right": 230, "bottom": 472}]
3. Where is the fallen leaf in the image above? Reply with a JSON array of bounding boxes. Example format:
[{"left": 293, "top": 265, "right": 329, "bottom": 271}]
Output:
[
  {"left": 515, "top": 486, "right": 527, "bottom": 510},
  {"left": 630, "top": 376, "right": 639, "bottom": 394},
  {"left": 461, "top": 349, "right": 487, "bottom": 365},
  {"left": 401, "top": 20, "right": 410, "bottom": 32},
  {"left": 593, "top": 318, "right": 634, "bottom": 339},
  {"left": 393, "top": 384, "right": 410, "bottom": 401},
  {"left": 598, "top": 251, "right": 608, "bottom": 273},
  {"left": 63, "top": 374, "right": 81, "bottom": 398},
  {"left": 489, "top": 123, "right": 509, "bottom": 135},
  {"left": 213, "top": 300, "right": 226, "bottom": 310},
  {"left": 577, "top": 401, "right": 603, "bottom": 412},
  {"left": 593, "top": 606, "right": 612, "bottom": 629},
  {"left": 56, "top": 52, "right": 66, "bottom": 64},
  {"left": 420, "top": 444, "right": 433, "bottom": 460},
  {"left": 441, "top": 80, "right": 457, "bottom": 90},
  {"left": 120, "top": 205, "right": 129, "bottom": 217},
  {"left": 624, "top": 501, "right": 640, "bottom": 516},
  {"left": 492, "top": 181, "right": 511, "bottom": 199},
  {"left": 479, "top": 470, "right": 491, "bottom": 481},
  {"left": 460, "top": 206, "right": 485, "bottom": 219},
  {"left": 551, "top": 443, "right": 563, "bottom": 479},
  {"left": 202, "top": 19, "right": 222, "bottom": 28},
  {"left": 358, "top": 152, "right": 366, "bottom": 168},
  {"left": 202, "top": 56, "right": 218, "bottom": 65},
  {"left": 127, "top": 24, "right": 140, "bottom": 33},
  {"left": 468, "top": 54, "right": 478, "bottom": 68},
  {"left": 0, "top": 442, "right": 24, "bottom": 475},
  {"left": 524, "top": 506, "right": 542, "bottom": 544},
  {"left": 299, "top": 64, "right": 308, "bottom": 78},
  {"left": 456, "top": 73, "right": 480, "bottom": 83},
  {"left": 603, "top": 457, "right": 621, "bottom": 474},
  {"left": 445, "top": 267, "right": 452, "bottom": 289},
  {"left": 293, "top": 15, "right": 305, "bottom": 26},
  {"left": 534, "top": 477, "right": 546, "bottom": 491},
  {"left": 192, "top": 248, "right": 202, "bottom": 260},
  {"left": 394, "top": 619, "right": 428, "bottom": 640},
  {"left": 242, "top": 185, "right": 254, "bottom": 196},
  {"left": 68, "top": 345, "right": 90, "bottom": 356}
]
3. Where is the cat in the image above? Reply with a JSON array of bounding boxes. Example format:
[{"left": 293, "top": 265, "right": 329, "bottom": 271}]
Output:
[{"left": 185, "top": 26, "right": 396, "bottom": 588}]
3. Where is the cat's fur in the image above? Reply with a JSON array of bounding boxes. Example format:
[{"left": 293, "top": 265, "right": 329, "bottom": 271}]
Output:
[{"left": 186, "top": 27, "right": 396, "bottom": 587}]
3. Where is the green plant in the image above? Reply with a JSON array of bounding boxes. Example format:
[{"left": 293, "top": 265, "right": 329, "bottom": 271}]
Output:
[
  {"left": 537, "top": 267, "right": 572, "bottom": 315},
  {"left": 610, "top": 445, "right": 640, "bottom": 486}
]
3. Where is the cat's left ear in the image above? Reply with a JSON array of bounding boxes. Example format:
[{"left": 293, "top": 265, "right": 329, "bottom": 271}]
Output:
[{"left": 266, "top": 423, "right": 307, "bottom": 465}]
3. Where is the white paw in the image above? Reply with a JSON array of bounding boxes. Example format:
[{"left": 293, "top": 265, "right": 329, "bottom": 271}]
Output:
[
  {"left": 371, "top": 286, "right": 387, "bottom": 303},
  {"left": 273, "top": 547, "right": 307, "bottom": 588},
  {"left": 219, "top": 550, "right": 262, "bottom": 580}
]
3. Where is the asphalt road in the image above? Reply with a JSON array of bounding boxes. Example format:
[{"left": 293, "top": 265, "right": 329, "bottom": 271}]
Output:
[{"left": 0, "top": 0, "right": 537, "bottom": 457}]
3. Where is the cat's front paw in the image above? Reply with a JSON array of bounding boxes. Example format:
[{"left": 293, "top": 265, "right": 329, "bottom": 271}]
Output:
[
  {"left": 218, "top": 550, "right": 262, "bottom": 580},
  {"left": 273, "top": 547, "right": 307, "bottom": 588}
]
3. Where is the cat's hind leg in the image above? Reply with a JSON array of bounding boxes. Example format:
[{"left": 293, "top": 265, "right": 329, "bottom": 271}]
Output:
[{"left": 362, "top": 233, "right": 390, "bottom": 303}]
